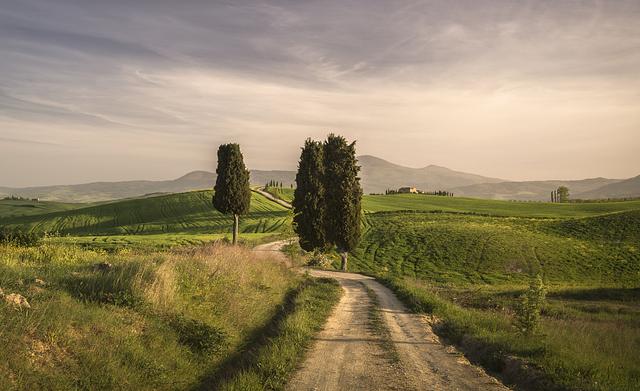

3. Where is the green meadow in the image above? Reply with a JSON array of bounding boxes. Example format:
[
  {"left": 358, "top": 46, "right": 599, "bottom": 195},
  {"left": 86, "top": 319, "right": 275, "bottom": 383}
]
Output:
[
  {"left": 349, "top": 196, "right": 640, "bottom": 391},
  {"left": 362, "top": 193, "right": 640, "bottom": 217},
  {"left": 1, "top": 190, "right": 291, "bottom": 244},
  {"left": 2, "top": 189, "right": 640, "bottom": 390}
]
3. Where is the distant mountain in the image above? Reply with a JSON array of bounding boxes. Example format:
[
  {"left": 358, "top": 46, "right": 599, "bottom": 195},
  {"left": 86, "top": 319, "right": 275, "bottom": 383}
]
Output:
[
  {"left": 0, "top": 170, "right": 296, "bottom": 203},
  {"left": 451, "top": 178, "right": 624, "bottom": 201},
  {"left": 574, "top": 175, "right": 640, "bottom": 200},
  {"left": 1, "top": 156, "right": 636, "bottom": 202},
  {"left": 357, "top": 155, "right": 503, "bottom": 194}
]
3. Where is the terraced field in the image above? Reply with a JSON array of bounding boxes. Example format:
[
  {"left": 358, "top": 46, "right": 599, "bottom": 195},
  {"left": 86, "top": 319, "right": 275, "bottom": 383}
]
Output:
[{"left": 1, "top": 190, "right": 290, "bottom": 237}]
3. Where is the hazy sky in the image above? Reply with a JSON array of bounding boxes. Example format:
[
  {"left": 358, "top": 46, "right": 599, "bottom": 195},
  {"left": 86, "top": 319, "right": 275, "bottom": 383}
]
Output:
[{"left": 1, "top": 0, "right": 639, "bottom": 187}]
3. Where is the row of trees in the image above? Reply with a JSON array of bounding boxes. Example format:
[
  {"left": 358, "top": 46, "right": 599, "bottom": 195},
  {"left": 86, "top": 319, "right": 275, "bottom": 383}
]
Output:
[
  {"left": 266, "top": 180, "right": 291, "bottom": 188},
  {"left": 551, "top": 186, "right": 569, "bottom": 203},
  {"left": 293, "top": 134, "right": 362, "bottom": 271}
]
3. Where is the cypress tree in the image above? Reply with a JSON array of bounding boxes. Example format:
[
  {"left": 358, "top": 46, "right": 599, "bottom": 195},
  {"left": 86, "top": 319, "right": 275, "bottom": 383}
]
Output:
[
  {"left": 293, "top": 139, "right": 327, "bottom": 252},
  {"left": 212, "top": 143, "right": 251, "bottom": 245},
  {"left": 323, "top": 134, "right": 362, "bottom": 271}
]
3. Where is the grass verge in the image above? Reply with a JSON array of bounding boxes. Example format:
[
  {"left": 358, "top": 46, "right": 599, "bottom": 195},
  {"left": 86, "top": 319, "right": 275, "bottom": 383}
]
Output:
[
  {"left": 214, "top": 277, "right": 342, "bottom": 391},
  {"left": 378, "top": 276, "right": 640, "bottom": 391},
  {"left": 363, "top": 284, "right": 400, "bottom": 363},
  {"left": 0, "top": 242, "right": 299, "bottom": 390}
]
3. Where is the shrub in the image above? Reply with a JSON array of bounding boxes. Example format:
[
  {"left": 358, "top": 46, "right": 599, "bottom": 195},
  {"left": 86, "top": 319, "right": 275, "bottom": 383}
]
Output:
[
  {"left": 515, "top": 275, "right": 547, "bottom": 334},
  {"left": 0, "top": 228, "right": 42, "bottom": 246},
  {"left": 307, "top": 252, "right": 333, "bottom": 268}
]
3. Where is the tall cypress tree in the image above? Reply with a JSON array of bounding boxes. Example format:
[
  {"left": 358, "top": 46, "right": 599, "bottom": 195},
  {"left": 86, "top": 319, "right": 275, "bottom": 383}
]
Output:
[
  {"left": 293, "top": 139, "right": 327, "bottom": 252},
  {"left": 212, "top": 143, "right": 251, "bottom": 245},
  {"left": 323, "top": 134, "right": 362, "bottom": 271}
]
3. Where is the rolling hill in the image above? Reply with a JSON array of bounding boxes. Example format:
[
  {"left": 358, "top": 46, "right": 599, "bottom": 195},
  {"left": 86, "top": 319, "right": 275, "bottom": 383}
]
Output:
[
  {"left": 0, "top": 170, "right": 296, "bottom": 203},
  {"left": 1, "top": 190, "right": 289, "bottom": 236},
  {"left": 575, "top": 175, "right": 640, "bottom": 200},
  {"left": 2, "top": 155, "right": 638, "bottom": 202},
  {"left": 451, "top": 177, "right": 624, "bottom": 201},
  {"left": 357, "top": 155, "right": 504, "bottom": 193}
]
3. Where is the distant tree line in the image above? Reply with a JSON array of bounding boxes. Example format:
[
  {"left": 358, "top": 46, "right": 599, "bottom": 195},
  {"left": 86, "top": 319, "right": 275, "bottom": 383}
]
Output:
[
  {"left": 384, "top": 189, "right": 454, "bottom": 196},
  {"left": 3, "top": 195, "right": 39, "bottom": 201},
  {"left": 265, "top": 180, "right": 289, "bottom": 188},
  {"left": 293, "top": 134, "right": 362, "bottom": 271},
  {"left": 424, "top": 190, "right": 454, "bottom": 197}
]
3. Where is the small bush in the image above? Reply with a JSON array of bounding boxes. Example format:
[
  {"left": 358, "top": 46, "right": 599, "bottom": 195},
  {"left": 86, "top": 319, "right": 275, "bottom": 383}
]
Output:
[
  {"left": 0, "top": 228, "right": 42, "bottom": 246},
  {"left": 514, "top": 275, "right": 546, "bottom": 335},
  {"left": 307, "top": 253, "right": 333, "bottom": 268}
]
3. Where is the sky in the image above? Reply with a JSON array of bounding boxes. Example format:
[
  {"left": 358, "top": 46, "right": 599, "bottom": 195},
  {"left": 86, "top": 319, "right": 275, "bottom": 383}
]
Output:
[{"left": 0, "top": 0, "right": 639, "bottom": 187}]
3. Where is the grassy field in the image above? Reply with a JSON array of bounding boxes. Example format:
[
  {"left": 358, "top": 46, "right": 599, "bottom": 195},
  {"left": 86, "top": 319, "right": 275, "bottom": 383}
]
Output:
[
  {"left": 354, "top": 210, "right": 640, "bottom": 286},
  {"left": 0, "top": 242, "right": 340, "bottom": 390},
  {"left": 0, "top": 199, "right": 89, "bottom": 218},
  {"left": 349, "top": 195, "right": 640, "bottom": 391},
  {"left": 362, "top": 193, "right": 640, "bottom": 217},
  {"left": 3, "top": 188, "right": 639, "bottom": 390},
  {"left": 264, "top": 187, "right": 294, "bottom": 203},
  {"left": 48, "top": 233, "right": 281, "bottom": 251},
  {"left": 1, "top": 190, "right": 291, "bottom": 238}
]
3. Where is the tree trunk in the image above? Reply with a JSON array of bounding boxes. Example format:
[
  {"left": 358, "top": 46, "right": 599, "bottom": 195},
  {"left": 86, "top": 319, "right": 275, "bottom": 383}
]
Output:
[
  {"left": 232, "top": 214, "right": 239, "bottom": 245},
  {"left": 340, "top": 251, "right": 348, "bottom": 271}
]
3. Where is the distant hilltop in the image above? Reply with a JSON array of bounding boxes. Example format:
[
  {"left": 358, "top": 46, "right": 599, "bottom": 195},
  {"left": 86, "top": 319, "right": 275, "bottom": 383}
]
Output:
[{"left": 1, "top": 155, "right": 638, "bottom": 202}]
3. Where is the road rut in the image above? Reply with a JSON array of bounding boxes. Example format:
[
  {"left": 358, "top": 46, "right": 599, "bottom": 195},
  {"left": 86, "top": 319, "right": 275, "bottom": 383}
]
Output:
[{"left": 287, "top": 269, "right": 510, "bottom": 391}]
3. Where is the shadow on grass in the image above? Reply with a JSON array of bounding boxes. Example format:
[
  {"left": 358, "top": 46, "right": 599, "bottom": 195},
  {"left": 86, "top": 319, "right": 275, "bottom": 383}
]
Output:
[
  {"left": 547, "top": 287, "right": 640, "bottom": 302},
  {"left": 190, "top": 280, "right": 310, "bottom": 391}
]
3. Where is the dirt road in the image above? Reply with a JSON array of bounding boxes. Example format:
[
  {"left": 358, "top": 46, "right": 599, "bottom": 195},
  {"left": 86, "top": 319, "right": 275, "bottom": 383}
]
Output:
[
  {"left": 287, "top": 269, "right": 511, "bottom": 391},
  {"left": 252, "top": 188, "right": 293, "bottom": 209}
]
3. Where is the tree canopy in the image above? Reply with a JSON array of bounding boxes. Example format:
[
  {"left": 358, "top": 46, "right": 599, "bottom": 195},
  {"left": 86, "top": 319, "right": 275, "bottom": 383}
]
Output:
[{"left": 293, "top": 139, "right": 327, "bottom": 252}]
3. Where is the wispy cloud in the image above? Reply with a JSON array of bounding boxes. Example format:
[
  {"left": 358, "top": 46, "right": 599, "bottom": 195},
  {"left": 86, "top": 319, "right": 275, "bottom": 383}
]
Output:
[{"left": 0, "top": 0, "right": 639, "bottom": 186}]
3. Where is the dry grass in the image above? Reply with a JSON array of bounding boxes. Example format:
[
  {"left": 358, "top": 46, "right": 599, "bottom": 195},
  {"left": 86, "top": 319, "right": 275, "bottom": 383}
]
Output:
[{"left": 0, "top": 242, "right": 301, "bottom": 390}]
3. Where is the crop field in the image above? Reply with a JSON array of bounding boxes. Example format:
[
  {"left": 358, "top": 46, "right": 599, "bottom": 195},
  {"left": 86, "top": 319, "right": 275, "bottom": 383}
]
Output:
[
  {"left": 362, "top": 193, "right": 640, "bottom": 217},
  {"left": 0, "top": 199, "right": 88, "bottom": 218},
  {"left": 354, "top": 210, "right": 640, "bottom": 286},
  {"left": 1, "top": 190, "right": 291, "bottom": 237}
]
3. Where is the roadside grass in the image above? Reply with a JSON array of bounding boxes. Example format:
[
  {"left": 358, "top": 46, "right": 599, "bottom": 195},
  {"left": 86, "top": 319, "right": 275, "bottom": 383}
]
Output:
[
  {"left": 214, "top": 277, "right": 342, "bottom": 391},
  {"left": 0, "top": 242, "right": 303, "bottom": 390},
  {"left": 380, "top": 277, "right": 640, "bottom": 391}
]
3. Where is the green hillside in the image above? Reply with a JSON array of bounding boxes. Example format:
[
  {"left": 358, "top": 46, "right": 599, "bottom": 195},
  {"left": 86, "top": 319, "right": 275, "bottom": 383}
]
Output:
[
  {"left": 0, "top": 199, "right": 87, "bottom": 218},
  {"left": 353, "top": 211, "right": 640, "bottom": 285},
  {"left": 362, "top": 194, "right": 640, "bottom": 217},
  {"left": 1, "top": 190, "right": 290, "bottom": 236},
  {"left": 264, "top": 187, "right": 294, "bottom": 203}
]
